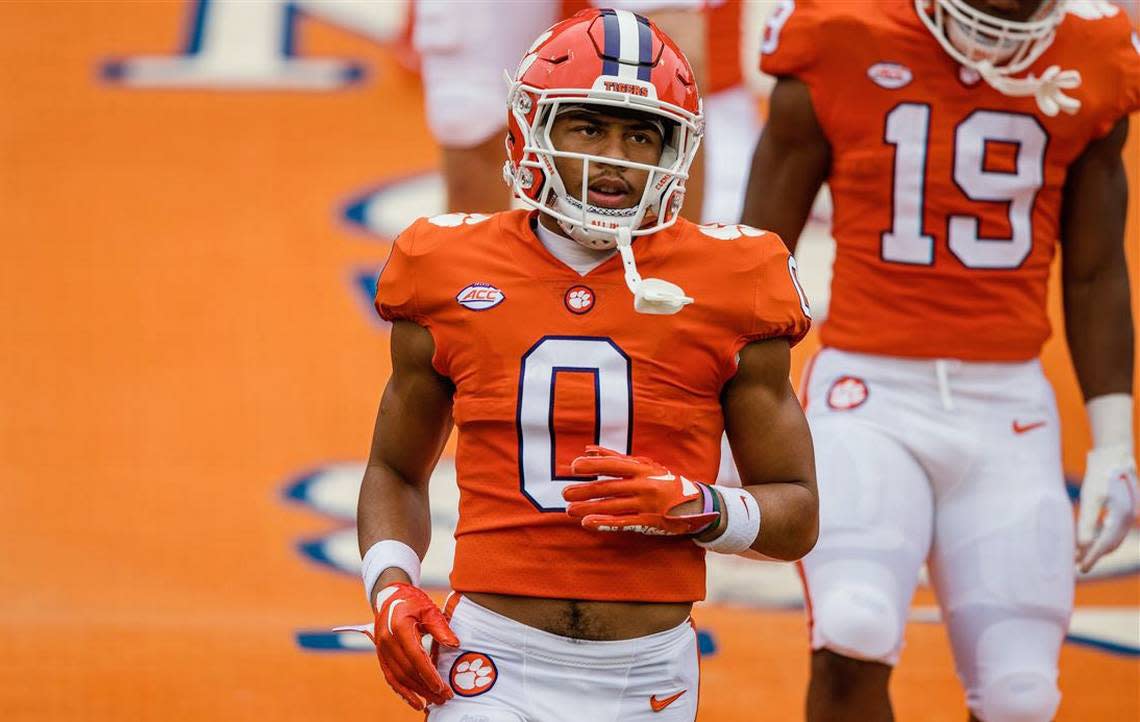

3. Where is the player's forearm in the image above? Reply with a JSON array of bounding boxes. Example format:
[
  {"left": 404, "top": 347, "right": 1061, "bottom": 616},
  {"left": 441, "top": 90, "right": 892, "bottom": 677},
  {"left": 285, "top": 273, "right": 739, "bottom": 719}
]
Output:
[
  {"left": 1060, "top": 116, "right": 1131, "bottom": 399},
  {"left": 715, "top": 339, "right": 818, "bottom": 559},
  {"left": 357, "top": 462, "right": 432, "bottom": 562},
  {"left": 744, "top": 481, "right": 819, "bottom": 560},
  {"left": 357, "top": 462, "right": 433, "bottom": 604},
  {"left": 358, "top": 321, "right": 454, "bottom": 586},
  {"left": 1063, "top": 268, "right": 1134, "bottom": 399},
  {"left": 695, "top": 480, "right": 817, "bottom": 559}
]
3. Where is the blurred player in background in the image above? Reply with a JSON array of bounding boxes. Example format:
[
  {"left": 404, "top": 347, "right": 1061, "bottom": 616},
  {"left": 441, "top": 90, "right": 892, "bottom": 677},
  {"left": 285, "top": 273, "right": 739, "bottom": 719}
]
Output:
[
  {"left": 742, "top": 1, "right": 1140, "bottom": 721},
  {"left": 344, "top": 9, "right": 818, "bottom": 721}
]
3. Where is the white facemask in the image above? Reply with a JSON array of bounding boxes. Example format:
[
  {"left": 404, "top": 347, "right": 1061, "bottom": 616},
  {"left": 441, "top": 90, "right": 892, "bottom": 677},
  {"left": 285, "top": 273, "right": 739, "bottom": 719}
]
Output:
[{"left": 915, "top": 0, "right": 1080, "bottom": 116}]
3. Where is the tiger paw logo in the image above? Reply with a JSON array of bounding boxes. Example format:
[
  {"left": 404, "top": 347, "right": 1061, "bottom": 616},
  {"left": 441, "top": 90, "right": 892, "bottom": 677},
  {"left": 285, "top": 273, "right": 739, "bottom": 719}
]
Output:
[
  {"left": 564, "top": 285, "right": 595, "bottom": 314},
  {"left": 450, "top": 652, "right": 497, "bottom": 697},
  {"left": 697, "top": 223, "right": 765, "bottom": 240},
  {"left": 827, "top": 376, "right": 869, "bottom": 411},
  {"left": 429, "top": 212, "right": 491, "bottom": 228}
]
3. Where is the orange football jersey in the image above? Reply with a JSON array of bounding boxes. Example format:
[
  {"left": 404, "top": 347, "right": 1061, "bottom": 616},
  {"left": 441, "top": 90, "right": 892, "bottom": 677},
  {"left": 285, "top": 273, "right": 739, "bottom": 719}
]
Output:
[
  {"left": 375, "top": 210, "right": 810, "bottom": 602},
  {"left": 761, "top": 0, "right": 1140, "bottom": 360}
]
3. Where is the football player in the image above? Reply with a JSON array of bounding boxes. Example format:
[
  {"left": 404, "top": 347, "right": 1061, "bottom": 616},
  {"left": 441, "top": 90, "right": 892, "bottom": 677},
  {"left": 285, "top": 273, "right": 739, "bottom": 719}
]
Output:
[
  {"left": 344, "top": 9, "right": 819, "bottom": 721},
  {"left": 741, "top": 1, "right": 1140, "bottom": 721}
]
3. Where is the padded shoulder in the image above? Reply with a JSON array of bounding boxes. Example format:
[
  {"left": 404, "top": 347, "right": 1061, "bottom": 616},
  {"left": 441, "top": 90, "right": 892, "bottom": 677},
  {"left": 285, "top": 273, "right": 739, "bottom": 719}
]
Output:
[
  {"left": 373, "top": 213, "right": 500, "bottom": 323},
  {"left": 675, "top": 221, "right": 812, "bottom": 348},
  {"left": 759, "top": 0, "right": 878, "bottom": 79},
  {"left": 1058, "top": 4, "right": 1140, "bottom": 138}
]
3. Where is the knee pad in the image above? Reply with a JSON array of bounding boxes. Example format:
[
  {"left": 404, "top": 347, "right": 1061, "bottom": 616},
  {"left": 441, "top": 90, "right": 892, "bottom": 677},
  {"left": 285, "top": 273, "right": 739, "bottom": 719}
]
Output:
[
  {"left": 813, "top": 584, "right": 901, "bottom": 662},
  {"left": 977, "top": 671, "right": 1060, "bottom": 722}
]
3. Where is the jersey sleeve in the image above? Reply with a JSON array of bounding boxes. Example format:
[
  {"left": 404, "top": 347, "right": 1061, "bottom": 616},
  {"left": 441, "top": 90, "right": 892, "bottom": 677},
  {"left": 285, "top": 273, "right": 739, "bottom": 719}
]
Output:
[
  {"left": 1091, "top": 13, "right": 1140, "bottom": 138},
  {"left": 374, "top": 220, "right": 425, "bottom": 323},
  {"left": 758, "top": 0, "right": 823, "bottom": 80},
  {"left": 757, "top": 1, "right": 869, "bottom": 132},
  {"left": 741, "top": 233, "right": 812, "bottom": 350},
  {"left": 709, "top": 228, "right": 812, "bottom": 387}
]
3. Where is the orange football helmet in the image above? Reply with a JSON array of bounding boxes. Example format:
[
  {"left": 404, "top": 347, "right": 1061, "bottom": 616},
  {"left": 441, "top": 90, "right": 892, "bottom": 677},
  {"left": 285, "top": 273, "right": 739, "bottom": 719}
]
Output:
[{"left": 503, "top": 8, "right": 704, "bottom": 249}]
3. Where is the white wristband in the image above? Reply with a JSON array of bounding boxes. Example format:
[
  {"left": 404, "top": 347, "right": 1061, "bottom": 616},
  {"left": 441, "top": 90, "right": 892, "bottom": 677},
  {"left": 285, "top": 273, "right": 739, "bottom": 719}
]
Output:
[
  {"left": 696, "top": 486, "right": 761, "bottom": 555},
  {"left": 1087, "top": 394, "right": 1133, "bottom": 450},
  {"left": 361, "top": 540, "right": 422, "bottom": 603}
]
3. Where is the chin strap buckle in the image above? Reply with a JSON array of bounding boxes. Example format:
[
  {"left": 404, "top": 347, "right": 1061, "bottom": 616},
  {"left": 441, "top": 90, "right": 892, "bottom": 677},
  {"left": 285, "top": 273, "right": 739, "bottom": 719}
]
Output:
[{"left": 614, "top": 227, "right": 693, "bottom": 315}]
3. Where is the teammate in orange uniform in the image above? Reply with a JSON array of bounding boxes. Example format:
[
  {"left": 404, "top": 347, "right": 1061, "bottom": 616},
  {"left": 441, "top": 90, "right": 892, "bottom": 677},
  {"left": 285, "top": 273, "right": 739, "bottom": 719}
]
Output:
[
  {"left": 742, "top": 2, "right": 1140, "bottom": 721},
  {"left": 345, "top": 9, "right": 818, "bottom": 721}
]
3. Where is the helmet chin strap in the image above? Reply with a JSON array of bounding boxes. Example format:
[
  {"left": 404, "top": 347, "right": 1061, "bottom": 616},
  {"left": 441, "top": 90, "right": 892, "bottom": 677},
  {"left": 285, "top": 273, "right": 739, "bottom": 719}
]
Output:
[
  {"left": 975, "top": 60, "right": 1082, "bottom": 117},
  {"left": 558, "top": 217, "right": 618, "bottom": 249},
  {"left": 614, "top": 226, "right": 693, "bottom": 315}
]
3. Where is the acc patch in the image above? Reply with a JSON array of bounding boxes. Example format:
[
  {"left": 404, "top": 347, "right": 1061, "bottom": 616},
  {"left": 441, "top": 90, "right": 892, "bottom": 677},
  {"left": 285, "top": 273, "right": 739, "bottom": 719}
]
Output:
[
  {"left": 827, "top": 376, "right": 869, "bottom": 411},
  {"left": 564, "top": 285, "right": 595, "bottom": 314},
  {"left": 867, "top": 62, "right": 912, "bottom": 90},
  {"left": 449, "top": 651, "right": 498, "bottom": 697},
  {"left": 456, "top": 283, "right": 505, "bottom": 311}
]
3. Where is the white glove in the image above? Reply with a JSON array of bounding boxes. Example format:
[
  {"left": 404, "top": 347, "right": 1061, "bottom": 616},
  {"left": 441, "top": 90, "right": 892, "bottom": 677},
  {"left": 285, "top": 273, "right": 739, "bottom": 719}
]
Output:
[{"left": 1076, "top": 442, "right": 1139, "bottom": 573}]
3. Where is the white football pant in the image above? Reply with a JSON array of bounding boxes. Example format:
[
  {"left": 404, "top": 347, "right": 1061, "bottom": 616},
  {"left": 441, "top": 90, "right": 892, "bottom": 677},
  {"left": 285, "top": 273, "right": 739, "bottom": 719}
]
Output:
[
  {"left": 428, "top": 596, "right": 700, "bottom": 722},
  {"left": 800, "top": 348, "right": 1072, "bottom": 722}
]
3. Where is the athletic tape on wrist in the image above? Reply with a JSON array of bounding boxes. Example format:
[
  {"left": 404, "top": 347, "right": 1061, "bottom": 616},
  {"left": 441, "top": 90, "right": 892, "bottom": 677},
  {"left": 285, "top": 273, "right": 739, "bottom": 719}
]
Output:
[
  {"left": 699, "top": 482, "right": 715, "bottom": 515},
  {"left": 691, "top": 482, "right": 720, "bottom": 536},
  {"left": 361, "top": 540, "right": 422, "bottom": 604},
  {"left": 696, "top": 486, "right": 761, "bottom": 554},
  {"left": 1087, "top": 393, "right": 1134, "bottom": 450}
]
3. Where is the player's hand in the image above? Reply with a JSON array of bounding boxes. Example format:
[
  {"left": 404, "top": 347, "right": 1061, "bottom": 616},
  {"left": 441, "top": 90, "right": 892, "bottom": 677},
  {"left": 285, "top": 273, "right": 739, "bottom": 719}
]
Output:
[
  {"left": 1076, "top": 443, "right": 1139, "bottom": 573},
  {"left": 334, "top": 583, "right": 460, "bottom": 711},
  {"left": 563, "top": 445, "right": 719, "bottom": 536}
]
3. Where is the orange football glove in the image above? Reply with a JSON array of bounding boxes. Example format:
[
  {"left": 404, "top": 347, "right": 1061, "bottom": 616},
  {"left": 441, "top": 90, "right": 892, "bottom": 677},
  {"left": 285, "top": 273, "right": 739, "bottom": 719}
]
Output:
[
  {"left": 335, "top": 583, "right": 459, "bottom": 711},
  {"left": 563, "top": 445, "right": 720, "bottom": 536}
]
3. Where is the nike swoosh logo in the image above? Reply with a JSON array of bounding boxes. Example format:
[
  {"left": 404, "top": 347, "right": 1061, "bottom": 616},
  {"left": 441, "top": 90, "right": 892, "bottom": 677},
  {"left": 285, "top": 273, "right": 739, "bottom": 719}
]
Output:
[
  {"left": 650, "top": 690, "right": 686, "bottom": 712},
  {"left": 1012, "top": 420, "right": 1046, "bottom": 434}
]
